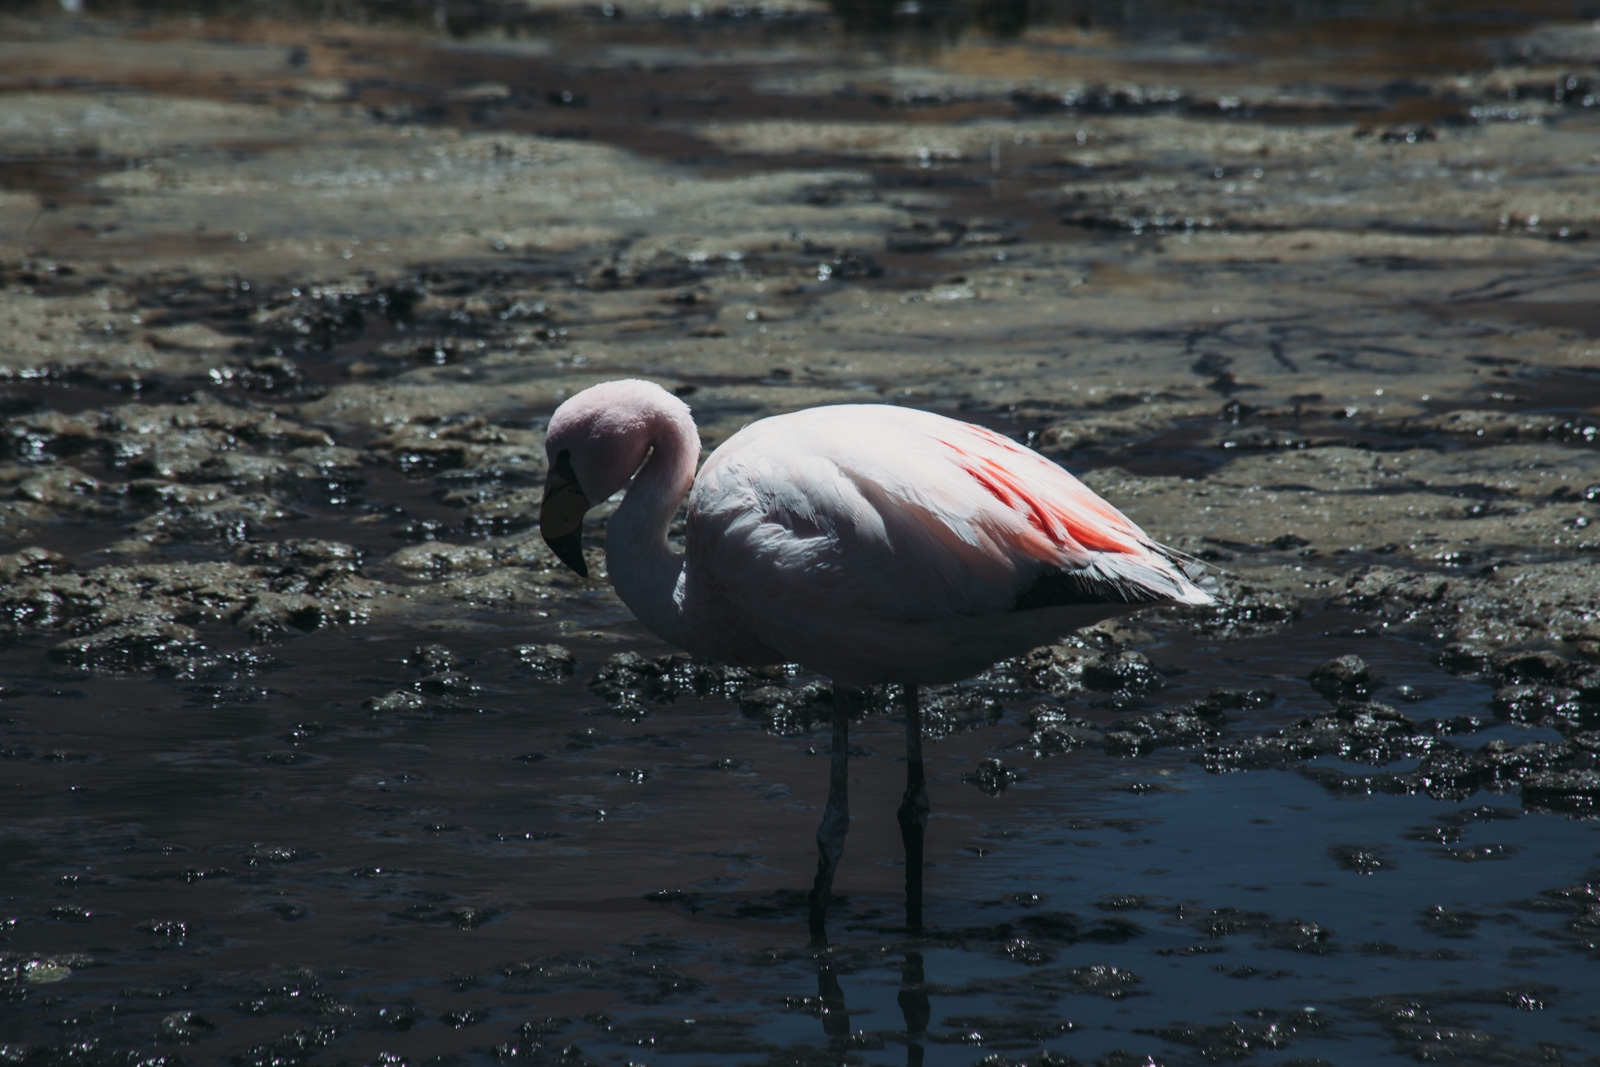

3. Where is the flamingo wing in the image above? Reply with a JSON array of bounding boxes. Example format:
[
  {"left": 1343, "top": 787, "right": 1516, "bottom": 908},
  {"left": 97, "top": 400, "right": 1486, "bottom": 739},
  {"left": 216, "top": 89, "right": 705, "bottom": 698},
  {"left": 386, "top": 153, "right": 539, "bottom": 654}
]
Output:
[{"left": 684, "top": 405, "right": 1202, "bottom": 646}]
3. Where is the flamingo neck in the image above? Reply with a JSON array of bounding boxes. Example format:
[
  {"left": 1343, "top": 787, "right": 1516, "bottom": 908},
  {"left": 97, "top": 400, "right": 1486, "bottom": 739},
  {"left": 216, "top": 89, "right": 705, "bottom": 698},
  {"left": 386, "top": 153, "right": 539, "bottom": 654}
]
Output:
[{"left": 604, "top": 412, "right": 697, "bottom": 648}]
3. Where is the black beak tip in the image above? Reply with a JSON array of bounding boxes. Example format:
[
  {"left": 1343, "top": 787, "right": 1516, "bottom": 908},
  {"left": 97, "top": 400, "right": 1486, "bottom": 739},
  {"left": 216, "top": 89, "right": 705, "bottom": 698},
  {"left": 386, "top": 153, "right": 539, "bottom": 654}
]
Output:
[{"left": 544, "top": 528, "right": 589, "bottom": 578}]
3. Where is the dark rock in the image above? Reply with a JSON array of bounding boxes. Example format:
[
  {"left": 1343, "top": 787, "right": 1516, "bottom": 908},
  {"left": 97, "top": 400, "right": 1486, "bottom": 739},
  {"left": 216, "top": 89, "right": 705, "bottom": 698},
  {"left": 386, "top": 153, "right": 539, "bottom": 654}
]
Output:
[
  {"left": 1143, "top": 1007, "right": 1324, "bottom": 1059},
  {"left": 655, "top": 652, "right": 789, "bottom": 699},
  {"left": 999, "top": 937, "right": 1054, "bottom": 965},
  {"left": 236, "top": 591, "right": 327, "bottom": 641},
  {"left": 1202, "top": 734, "right": 1317, "bottom": 773},
  {"left": 1309, "top": 654, "right": 1375, "bottom": 700},
  {"left": 1492, "top": 684, "right": 1586, "bottom": 727},
  {"left": 921, "top": 689, "right": 1004, "bottom": 739},
  {"left": 1571, "top": 668, "right": 1600, "bottom": 703},
  {"left": 1522, "top": 769, "right": 1600, "bottom": 815},
  {"left": 49, "top": 619, "right": 207, "bottom": 673},
  {"left": 157, "top": 1010, "right": 217, "bottom": 1043},
  {"left": 1570, "top": 731, "right": 1600, "bottom": 754},
  {"left": 1271, "top": 920, "right": 1337, "bottom": 954},
  {"left": 1328, "top": 843, "right": 1397, "bottom": 874},
  {"left": 1345, "top": 982, "right": 1568, "bottom": 1061},
  {"left": 589, "top": 651, "right": 669, "bottom": 705},
  {"left": 1438, "top": 643, "right": 1491, "bottom": 675},
  {"left": 1189, "top": 576, "right": 1300, "bottom": 639},
  {"left": 964, "top": 757, "right": 1020, "bottom": 796},
  {"left": 1107, "top": 701, "right": 1233, "bottom": 753},
  {"left": 1408, "top": 745, "right": 1494, "bottom": 800},
  {"left": 1479, "top": 739, "right": 1574, "bottom": 785},
  {"left": 1093, "top": 894, "right": 1152, "bottom": 912},
  {"left": 1082, "top": 650, "right": 1165, "bottom": 694},
  {"left": 404, "top": 642, "right": 463, "bottom": 673},
  {"left": 1061, "top": 962, "right": 1143, "bottom": 997},
  {"left": 1013, "top": 642, "right": 1097, "bottom": 694},
  {"left": 1331, "top": 701, "right": 1422, "bottom": 763},
  {"left": 0, "top": 546, "right": 74, "bottom": 581},
  {"left": 1203, "top": 698, "right": 1428, "bottom": 776},
  {"left": 1433, "top": 843, "right": 1523, "bottom": 862},
  {"left": 363, "top": 689, "right": 426, "bottom": 714},
  {"left": 1190, "top": 687, "right": 1276, "bottom": 715},
  {"left": 1492, "top": 649, "right": 1573, "bottom": 685},
  {"left": 137, "top": 919, "right": 189, "bottom": 940},
  {"left": 1103, "top": 729, "right": 1150, "bottom": 756},
  {"left": 1338, "top": 565, "right": 1449, "bottom": 612},
  {"left": 239, "top": 536, "right": 360, "bottom": 572},
  {"left": 418, "top": 670, "right": 479, "bottom": 696},
  {"left": 514, "top": 642, "right": 576, "bottom": 679},
  {"left": 737, "top": 683, "right": 832, "bottom": 736},
  {"left": 1019, "top": 707, "right": 1106, "bottom": 757},
  {"left": 1417, "top": 905, "right": 1481, "bottom": 938}
]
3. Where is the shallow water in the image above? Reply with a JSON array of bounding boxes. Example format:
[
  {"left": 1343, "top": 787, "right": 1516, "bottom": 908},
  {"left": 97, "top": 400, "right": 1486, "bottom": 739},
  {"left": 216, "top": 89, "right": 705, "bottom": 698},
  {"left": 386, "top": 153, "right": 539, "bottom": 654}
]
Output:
[{"left": 3, "top": 606, "right": 1598, "bottom": 1064}]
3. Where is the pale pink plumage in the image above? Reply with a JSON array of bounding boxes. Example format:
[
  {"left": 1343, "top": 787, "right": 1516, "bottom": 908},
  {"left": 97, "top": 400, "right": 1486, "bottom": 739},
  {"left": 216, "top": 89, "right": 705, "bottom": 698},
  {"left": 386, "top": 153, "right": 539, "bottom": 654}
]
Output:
[{"left": 542, "top": 379, "right": 1211, "bottom": 687}]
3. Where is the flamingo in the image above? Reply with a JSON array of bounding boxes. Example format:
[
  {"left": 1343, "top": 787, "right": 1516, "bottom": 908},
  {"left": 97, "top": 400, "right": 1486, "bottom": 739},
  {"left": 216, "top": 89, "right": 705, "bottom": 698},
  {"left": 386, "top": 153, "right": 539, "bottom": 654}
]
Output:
[{"left": 539, "top": 378, "right": 1212, "bottom": 939}]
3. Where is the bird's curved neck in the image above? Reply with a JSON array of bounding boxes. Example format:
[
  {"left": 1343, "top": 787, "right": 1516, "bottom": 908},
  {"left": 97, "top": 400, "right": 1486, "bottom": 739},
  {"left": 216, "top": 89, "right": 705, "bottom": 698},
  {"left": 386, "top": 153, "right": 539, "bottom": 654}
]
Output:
[{"left": 604, "top": 413, "right": 697, "bottom": 647}]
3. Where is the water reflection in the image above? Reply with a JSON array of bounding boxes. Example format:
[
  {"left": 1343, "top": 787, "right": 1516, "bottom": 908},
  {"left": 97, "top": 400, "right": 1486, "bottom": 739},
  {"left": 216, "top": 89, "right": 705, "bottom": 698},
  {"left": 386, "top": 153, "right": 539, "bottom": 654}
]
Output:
[
  {"left": 807, "top": 945, "right": 930, "bottom": 1066},
  {"left": 898, "top": 949, "right": 932, "bottom": 1067},
  {"left": 813, "top": 947, "right": 852, "bottom": 1044}
]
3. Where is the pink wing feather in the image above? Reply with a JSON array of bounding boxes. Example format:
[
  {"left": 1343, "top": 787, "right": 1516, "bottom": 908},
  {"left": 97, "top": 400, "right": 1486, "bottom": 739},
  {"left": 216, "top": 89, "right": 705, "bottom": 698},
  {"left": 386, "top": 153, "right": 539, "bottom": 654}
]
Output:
[{"left": 685, "top": 405, "right": 1193, "bottom": 639}]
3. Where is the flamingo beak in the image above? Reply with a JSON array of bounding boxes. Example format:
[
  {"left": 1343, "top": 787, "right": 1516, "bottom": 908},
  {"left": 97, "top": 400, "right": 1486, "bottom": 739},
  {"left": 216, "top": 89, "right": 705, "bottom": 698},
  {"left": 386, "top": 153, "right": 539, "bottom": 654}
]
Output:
[{"left": 540, "top": 450, "right": 590, "bottom": 578}]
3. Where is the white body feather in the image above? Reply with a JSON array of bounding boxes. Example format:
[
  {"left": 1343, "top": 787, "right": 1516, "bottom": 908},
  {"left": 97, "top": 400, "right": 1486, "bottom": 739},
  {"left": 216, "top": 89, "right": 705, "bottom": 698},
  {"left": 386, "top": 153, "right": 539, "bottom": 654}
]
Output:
[{"left": 546, "top": 381, "right": 1211, "bottom": 689}]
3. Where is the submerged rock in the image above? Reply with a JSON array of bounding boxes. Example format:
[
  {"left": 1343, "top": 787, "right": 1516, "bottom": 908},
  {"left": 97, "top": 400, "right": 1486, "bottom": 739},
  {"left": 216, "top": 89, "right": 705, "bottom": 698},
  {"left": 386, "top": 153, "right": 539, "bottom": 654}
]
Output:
[
  {"left": 363, "top": 689, "right": 426, "bottom": 715},
  {"left": 737, "top": 683, "right": 832, "bottom": 737},
  {"left": 964, "top": 757, "right": 1021, "bottom": 797},
  {"left": 589, "top": 651, "right": 670, "bottom": 707},
  {"left": 1492, "top": 684, "right": 1588, "bottom": 727},
  {"left": 1082, "top": 650, "right": 1166, "bottom": 694},
  {"left": 1522, "top": 769, "right": 1600, "bottom": 815},
  {"left": 1308, "top": 654, "right": 1376, "bottom": 701},
  {"left": 49, "top": 619, "right": 207, "bottom": 673},
  {"left": 514, "top": 643, "right": 577, "bottom": 679},
  {"left": 920, "top": 689, "right": 1004, "bottom": 739},
  {"left": 1018, "top": 707, "right": 1108, "bottom": 757}
]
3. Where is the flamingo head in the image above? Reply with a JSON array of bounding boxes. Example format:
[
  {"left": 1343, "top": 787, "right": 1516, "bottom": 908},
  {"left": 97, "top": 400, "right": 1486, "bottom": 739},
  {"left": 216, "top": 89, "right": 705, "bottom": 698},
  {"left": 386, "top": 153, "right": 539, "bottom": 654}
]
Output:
[{"left": 540, "top": 379, "right": 691, "bottom": 577}]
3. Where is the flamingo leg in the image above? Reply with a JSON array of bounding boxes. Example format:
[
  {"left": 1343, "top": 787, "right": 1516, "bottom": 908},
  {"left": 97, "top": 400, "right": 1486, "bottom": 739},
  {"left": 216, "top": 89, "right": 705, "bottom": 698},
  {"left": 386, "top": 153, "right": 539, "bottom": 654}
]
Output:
[
  {"left": 897, "top": 685, "right": 929, "bottom": 933},
  {"left": 809, "top": 682, "right": 856, "bottom": 942}
]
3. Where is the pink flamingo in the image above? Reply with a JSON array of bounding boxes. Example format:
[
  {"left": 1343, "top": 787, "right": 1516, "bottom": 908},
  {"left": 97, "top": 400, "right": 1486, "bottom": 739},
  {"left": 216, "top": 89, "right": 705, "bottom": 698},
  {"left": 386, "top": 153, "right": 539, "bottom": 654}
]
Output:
[{"left": 540, "top": 379, "right": 1212, "bottom": 939}]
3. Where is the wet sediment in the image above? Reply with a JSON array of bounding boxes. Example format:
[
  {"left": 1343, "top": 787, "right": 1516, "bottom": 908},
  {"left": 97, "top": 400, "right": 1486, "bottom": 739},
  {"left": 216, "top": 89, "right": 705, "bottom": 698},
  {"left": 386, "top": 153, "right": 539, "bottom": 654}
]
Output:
[{"left": 1, "top": 2, "right": 1598, "bottom": 1064}]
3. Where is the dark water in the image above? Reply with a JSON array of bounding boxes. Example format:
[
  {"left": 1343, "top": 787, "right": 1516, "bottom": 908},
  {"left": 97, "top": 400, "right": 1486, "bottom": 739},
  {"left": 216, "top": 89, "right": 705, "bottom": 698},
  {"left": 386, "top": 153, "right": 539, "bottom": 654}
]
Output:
[{"left": 4, "top": 601, "right": 1598, "bottom": 1064}]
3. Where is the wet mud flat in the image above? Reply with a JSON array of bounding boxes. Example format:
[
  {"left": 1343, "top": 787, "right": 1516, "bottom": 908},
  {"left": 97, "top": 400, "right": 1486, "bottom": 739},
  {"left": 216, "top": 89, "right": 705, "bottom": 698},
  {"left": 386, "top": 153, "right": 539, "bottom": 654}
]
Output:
[{"left": 2, "top": 1, "right": 1600, "bottom": 1064}]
